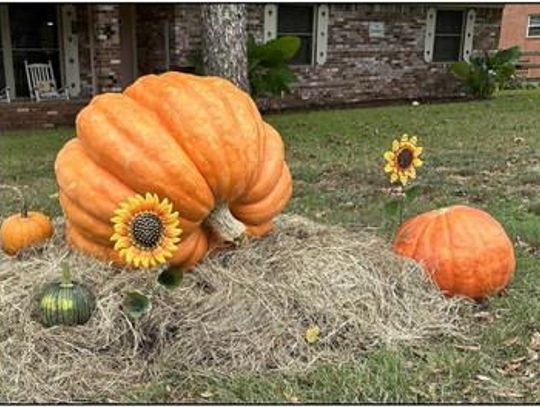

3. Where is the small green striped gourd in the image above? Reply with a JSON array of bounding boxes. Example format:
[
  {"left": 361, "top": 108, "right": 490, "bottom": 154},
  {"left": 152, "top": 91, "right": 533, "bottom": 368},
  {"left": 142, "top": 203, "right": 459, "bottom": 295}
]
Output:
[{"left": 37, "top": 265, "right": 95, "bottom": 327}]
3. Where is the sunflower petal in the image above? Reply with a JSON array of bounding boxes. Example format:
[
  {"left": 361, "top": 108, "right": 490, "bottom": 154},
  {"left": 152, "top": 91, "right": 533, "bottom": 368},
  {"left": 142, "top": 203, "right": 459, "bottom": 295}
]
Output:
[
  {"left": 165, "top": 228, "right": 183, "bottom": 238},
  {"left": 413, "top": 158, "right": 423, "bottom": 167},
  {"left": 399, "top": 173, "right": 409, "bottom": 185},
  {"left": 125, "top": 248, "right": 135, "bottom": 265},
  {"left": 410, "top": 136, "right": 418, "bottom": 144},
  {"left": 390, "top": 173, "right": 399, "bottom": 183},
  {"left": 114, "top": 237, "right": 131, "bottom": 250},
  {"left": 414, "top": 146, "right": 423, "bottom": 157},
  {"left": 141, "top": 256, "right": 150, "bottom": 269},
  {"left": 155, "top": 253, "right": 167, "bottom": 265},
  {"left": 383, "top": 151, "right": 395, "bottom": 162},
  {"left": 133, "top": 255, "right": 142, "bottom": 268},
  {"left": 114, "top": 223, "right": 130, "bottom": 234},
  {"left": 384, "top": 164, "right": 395, "bottom": 173},
  {"left": 392, "top": 140, "right": 400, "bottom": 152},
  {"left": 111, "top": 216, "right": 125, "bottom": 225}
]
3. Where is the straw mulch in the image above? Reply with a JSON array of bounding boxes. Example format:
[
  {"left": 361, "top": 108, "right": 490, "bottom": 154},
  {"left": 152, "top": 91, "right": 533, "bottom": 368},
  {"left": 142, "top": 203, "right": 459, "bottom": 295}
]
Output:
[{"left": 0, "top": 214, "right": 470, "bottom": 402}]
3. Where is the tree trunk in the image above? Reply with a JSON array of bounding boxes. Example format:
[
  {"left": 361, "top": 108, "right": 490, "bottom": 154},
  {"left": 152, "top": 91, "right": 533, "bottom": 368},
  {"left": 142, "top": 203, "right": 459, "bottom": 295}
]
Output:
[{"left": 201, "top": 4, "right": 249, "bottom": 93}]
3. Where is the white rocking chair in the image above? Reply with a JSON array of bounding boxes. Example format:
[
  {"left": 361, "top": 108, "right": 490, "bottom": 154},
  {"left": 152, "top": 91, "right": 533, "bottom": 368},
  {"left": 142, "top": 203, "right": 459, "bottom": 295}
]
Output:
[
  {"left": 25, "top": 60, "right": 69, "bottom": 102},
  {"left": 0, "top": 86, "right": 10, "bottom": 103}
]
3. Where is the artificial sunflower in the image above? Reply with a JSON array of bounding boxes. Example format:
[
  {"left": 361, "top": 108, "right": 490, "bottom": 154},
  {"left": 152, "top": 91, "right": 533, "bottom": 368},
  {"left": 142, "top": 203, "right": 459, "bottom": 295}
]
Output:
[
  {"left": 383, "top": 134, "right": 423, "bottom": 186},
  {"left": 110, "top": 193, "right": 182, "bottom": 269}
]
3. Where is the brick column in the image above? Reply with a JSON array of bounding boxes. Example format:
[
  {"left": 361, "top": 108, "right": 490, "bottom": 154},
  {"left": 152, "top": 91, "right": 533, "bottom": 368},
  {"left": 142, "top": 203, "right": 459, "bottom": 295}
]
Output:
[
  {"left": 171, "top": 5, "right": 202, "bottom": 68},
  {"left": 92, "top": 5, "right": 122, "bottom": 93}
]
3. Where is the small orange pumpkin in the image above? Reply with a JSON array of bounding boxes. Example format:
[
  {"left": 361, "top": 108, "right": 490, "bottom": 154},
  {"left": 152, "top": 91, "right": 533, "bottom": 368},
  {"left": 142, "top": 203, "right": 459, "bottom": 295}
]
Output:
[
  {"left": 392, "top": 205, "right": 515, "bottom": 300},
  {"left": 0, "top": 186, "right": 53, "bottom": 255}
]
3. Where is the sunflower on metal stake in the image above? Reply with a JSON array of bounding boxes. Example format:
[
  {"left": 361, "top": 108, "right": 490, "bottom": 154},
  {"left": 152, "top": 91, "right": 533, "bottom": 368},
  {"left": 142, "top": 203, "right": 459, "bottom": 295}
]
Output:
[
  {"left": 384, "top": 134, "right": 423, "bottom": 186},
  {"left": 110, "top": 193, "right": 182, "bottom": 269},
  {"left": 383, "top": 135, "right": 424, "bottom": 224}
]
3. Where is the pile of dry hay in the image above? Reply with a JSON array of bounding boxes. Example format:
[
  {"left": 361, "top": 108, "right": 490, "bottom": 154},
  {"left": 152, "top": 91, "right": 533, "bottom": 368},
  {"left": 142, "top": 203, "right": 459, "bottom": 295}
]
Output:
[{"left": 0, "top": 214, "right": 470, "bottom": 402}]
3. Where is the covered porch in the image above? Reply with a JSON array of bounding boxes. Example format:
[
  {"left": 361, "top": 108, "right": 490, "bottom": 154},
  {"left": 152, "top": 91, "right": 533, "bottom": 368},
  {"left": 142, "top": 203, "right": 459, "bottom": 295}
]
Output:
[
  {"left": 0, "top": 3, "right": 182, "bottom": 130},
  {"left": 1, "top": 3, "right": 179, "bottom": 96}
]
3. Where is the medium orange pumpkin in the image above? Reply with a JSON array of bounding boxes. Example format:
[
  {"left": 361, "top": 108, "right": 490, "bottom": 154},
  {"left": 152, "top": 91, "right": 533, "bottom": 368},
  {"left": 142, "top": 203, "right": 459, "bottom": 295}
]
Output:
[
  {"left": 54, "top": 72, "right": 292, "bottom": 268},
  {"left": 1, "top": 210, "right": 54, "bottom": 255},
  {"left": 392, "top": 205, "right": 515, "bottom": 300}
]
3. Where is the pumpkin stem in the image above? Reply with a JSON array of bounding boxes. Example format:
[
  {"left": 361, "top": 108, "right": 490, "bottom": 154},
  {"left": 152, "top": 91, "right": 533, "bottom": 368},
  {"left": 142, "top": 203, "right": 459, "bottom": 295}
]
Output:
[
  {"left": 204, "top": 203, "right": 246, "bottom": 244},
  {"left": 60, "top": 263, "right": 74, "bottom": 288},
  {"left": 0, "top": 184, "right": 28, "bottom": 218}
]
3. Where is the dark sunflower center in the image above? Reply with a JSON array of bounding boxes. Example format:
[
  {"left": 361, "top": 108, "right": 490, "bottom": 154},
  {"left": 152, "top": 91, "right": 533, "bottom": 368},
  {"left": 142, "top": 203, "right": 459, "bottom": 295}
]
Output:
[
  {"left": 397, "top": 148, "right": 414, "bottom": 169},
  {"left": 131, "top": 212, "right": 163, "bottom": 249}
]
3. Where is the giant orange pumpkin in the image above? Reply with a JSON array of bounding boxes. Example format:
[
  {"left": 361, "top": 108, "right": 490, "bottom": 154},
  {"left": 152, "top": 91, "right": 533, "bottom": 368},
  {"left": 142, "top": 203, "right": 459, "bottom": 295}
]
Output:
[
  {"left": 392, "top": 205, "right": 515, "bottom": 300},
  {"left": 54, "top": 72, "right": 292, "bottom": 269}
]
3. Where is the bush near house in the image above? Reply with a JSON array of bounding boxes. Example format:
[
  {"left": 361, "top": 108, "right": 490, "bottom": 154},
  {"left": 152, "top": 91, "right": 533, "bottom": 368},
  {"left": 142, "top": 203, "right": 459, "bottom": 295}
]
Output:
[
  {"left": 450, "top": 46, "right": 522, "bottom": 98},
  {"left": 191, "top": 35, "right": 301, "bottom": 97}
]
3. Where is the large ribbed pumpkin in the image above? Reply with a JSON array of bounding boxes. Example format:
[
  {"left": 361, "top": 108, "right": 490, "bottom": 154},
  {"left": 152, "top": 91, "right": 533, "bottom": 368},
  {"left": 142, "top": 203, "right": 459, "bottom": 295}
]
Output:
[
  {"left": 54, "top": 72, "right": 292, "bottom": 268},
  {"left": 392, "top": 205, "right": 515, "bottom": 300}
]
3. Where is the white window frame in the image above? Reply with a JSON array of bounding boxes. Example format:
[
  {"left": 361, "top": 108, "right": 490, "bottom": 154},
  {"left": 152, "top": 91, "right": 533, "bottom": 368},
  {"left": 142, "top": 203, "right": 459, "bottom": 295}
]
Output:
[
  {"left": 264, "top": 4, "right": 328, "bottom": 66},
  {"left": 527, "top": 14, "right": 540, "bottom": 38},
  {"left": 424, "top": 7, "right": 475, "bottom": 64}
]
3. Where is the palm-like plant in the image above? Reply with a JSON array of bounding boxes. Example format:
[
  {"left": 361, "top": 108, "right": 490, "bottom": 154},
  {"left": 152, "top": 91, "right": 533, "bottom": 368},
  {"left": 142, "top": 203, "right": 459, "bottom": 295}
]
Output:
[
  {"left": 450, "top": 46, "right": 522, "bottom": 98},
  {"left": 247, "top": 35, "right": 301, "bottom": 98}
]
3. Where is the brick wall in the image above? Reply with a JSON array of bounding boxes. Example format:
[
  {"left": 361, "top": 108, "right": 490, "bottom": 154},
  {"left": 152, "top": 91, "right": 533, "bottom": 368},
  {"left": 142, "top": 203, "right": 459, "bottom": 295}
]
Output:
[
  {"left": 252, "top": 4, "right": 502, "bottom": 109},
  {"left": 499, "top": 4, "right": 540, "bottom": 79},
  {"left": 64, "top": 4, "right": 503, "bottom": 106},
  {"left": 92, "top": 5, "right": 123, "bottom": 93},
  {"left": 0, "top": 101, "right": 88, "bottom": 131},
  {"left": 170, "top": 5, "right": 202, "bottom": 69}
]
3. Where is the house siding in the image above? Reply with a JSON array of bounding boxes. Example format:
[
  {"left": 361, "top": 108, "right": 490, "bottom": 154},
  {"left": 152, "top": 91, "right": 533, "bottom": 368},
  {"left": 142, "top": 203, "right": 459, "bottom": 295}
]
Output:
[
  {"left": 23, "top": 4, "right": 505, "bottom": 105},
  {"left": 92, "top": 5, "right": 123, "bottom": 93},
  {"left": 499, "top": 4, "right": 540, "bottom": 79},
  {"left": 253, "top": 4, "right": 502, "bottom": 109}
]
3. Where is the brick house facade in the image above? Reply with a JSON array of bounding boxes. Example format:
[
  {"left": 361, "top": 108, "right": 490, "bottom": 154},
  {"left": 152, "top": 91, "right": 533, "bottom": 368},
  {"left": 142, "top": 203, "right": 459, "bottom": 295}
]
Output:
[
  {"left": 499, "top": 4, "right": 540, "bottom": 79},
  {"left": 0, "top": 4, "right": 503, "bottom": 130}
]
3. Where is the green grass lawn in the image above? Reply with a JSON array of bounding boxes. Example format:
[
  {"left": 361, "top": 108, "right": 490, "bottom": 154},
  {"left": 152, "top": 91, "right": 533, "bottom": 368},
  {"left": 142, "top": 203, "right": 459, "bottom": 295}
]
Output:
[{"left": 1, "top": 90, "right": 540, "bottom": 402}]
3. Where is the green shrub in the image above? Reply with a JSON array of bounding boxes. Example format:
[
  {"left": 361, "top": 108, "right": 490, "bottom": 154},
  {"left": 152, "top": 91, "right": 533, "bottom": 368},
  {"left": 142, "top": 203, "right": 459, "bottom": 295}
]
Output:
[
  {"left": 188, "top": 35, "right": 301, "bottom": 98},
  {"left": 247, "top": 35, "right": 301, "bottom": 98},
  {"left": 450, "top": 46, "right": 522, "bottom": 98}
]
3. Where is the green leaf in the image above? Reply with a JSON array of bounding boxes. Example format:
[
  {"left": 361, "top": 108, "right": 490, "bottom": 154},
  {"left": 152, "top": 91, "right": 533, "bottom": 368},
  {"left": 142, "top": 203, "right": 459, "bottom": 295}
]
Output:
[
  {"left": 158, "top": 266, "right": 184, "bottom": 290},
  {"left": 450, "top": 62, "right": 471, "bottom": 79},
  {"left": 384, "top": 199, "right": 401, "bottom": 217},
  {"left": 253, "top": 36, "right": 301, "bottom": 64},
  {"left": 247, "top": 35, "right": 301, "bottom": 97},
  {"left": 404, "top": 185, "right": 423, "bottom": 201},
  {"left": 491, "top": 46, "right": 521, "bottom": 66},
  {"left": 123, "top": 290, "right": 151, "bottom": 320},
  {"left": 271, "top": 36, "right": 302, "bottom": 61}
]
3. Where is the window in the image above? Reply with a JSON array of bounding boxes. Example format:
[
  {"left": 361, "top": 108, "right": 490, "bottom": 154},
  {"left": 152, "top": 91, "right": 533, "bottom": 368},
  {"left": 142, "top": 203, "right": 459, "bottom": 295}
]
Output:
[
  {"left": 433, "top": 10, "right": 465, "bottom": 62},
  {"left": 277, "top": 5, "right": 315, "bottom": 65},
  {"left": 424, "top": 8, "right": 475, "bottom": 64},
  {"left": 528, "top": 14, "right": 540, "bottom": 37}
]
